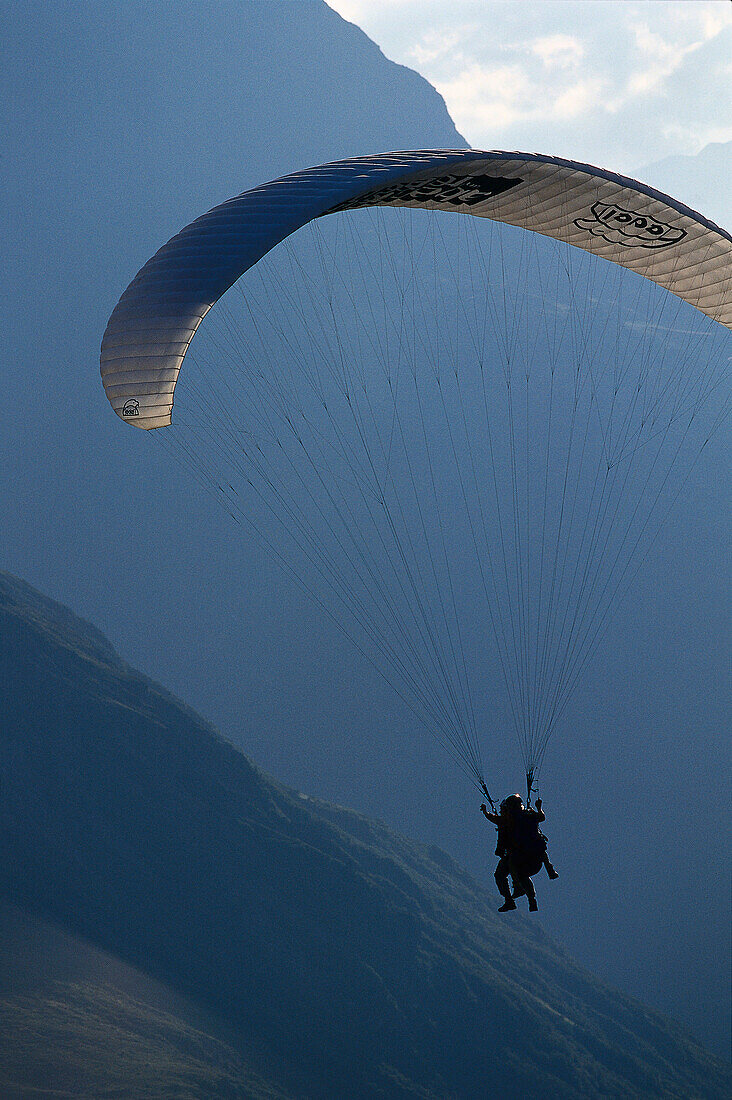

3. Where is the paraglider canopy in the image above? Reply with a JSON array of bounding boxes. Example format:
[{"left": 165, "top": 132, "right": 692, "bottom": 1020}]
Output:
[
  {"left": 101, "top": 149, "right": 732, "bottom": 429},
  {"left": 100, "top": 150, "right": 730, "bottom": 798}
]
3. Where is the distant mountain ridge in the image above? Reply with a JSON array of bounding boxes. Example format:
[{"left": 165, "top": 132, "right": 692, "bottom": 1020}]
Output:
[
  {"left": 0, "top": 570, "right": 729, "bottom": 1098},
  {"left": 640, "top": 141, "right": 732, "bottom": 229}
]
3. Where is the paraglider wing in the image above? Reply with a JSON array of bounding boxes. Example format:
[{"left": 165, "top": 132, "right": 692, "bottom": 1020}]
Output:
[
  {"left": 100, "top": 149, "right": 731, "bottom": 796},
  {"left": 101, "top": 150, "right": 732, "bottom": 429}
]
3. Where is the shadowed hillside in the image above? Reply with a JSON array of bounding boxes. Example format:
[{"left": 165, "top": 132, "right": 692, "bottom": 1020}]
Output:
[
  {"left": 0, "top": 571, "right": 729, "bottom": 1098},
  {"left": 0, "top": 902, "right": 287, "bottom": 1099},
  {"left": 0, "top": 981, "right": 282, "bottom": 1100}
]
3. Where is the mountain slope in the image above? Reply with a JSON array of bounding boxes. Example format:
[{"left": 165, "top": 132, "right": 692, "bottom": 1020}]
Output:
[
  {"left": 0, "top": 571, "right": 728, "bottom": 1098},
  {"left": 0, "top": 901, "right": 287, "bottom": 1100},
  {"left": 0, "top": 982, "right": 284, "bottom": 1100}
]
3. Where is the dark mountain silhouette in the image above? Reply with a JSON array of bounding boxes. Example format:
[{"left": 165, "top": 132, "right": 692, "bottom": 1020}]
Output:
[{"left": 0, "top": 571, "right": 728, "bottom": 1098}]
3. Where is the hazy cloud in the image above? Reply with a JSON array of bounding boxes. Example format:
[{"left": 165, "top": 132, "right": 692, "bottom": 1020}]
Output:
[
  {"left": 530, "top": 34, "right": 585, "bottom": 70},
  {"left": 327, "top": 1, "right": 732, "bottom": 175}
]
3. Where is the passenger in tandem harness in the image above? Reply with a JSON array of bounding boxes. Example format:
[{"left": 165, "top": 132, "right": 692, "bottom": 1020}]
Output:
[{"left": 480, "top": 792, "right": 558, "bottom": 912}]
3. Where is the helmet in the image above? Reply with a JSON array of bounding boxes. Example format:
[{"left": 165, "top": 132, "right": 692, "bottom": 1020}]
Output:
[{"left": 500, "top": 794, "right": 524, "bottom": 815}]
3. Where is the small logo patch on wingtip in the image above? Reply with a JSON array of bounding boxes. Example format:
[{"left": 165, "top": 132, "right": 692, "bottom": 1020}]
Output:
[
  {"left": 574, "top": 201, "right": 686, "bottom": 249},
  {"left": 122, "top": 399, "right": 140, "bottom": 417}
]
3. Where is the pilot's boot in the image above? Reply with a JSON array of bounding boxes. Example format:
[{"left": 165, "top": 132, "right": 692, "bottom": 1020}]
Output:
[{"left": 498, "top": 897, "right": 517, "bottom": 912}]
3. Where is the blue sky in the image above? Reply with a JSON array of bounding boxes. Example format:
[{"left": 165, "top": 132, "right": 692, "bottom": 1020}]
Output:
[{"left": 328, "top": 1, "right": 731, "bottom": 175}]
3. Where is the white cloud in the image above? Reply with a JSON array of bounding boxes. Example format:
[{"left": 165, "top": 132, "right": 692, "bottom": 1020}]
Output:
[
  {"left": 615, "top": 12, "right": 719, "bottom": 102},
  {"left": 552, "top": 77, "right": 606, "bottom": 121},
  {"left": 329, "top": 0, "right": 421, "bottom": 17},
  {"left": 409, "top": 27, "right": 474, "bottom": 69},
  {"left": 436, "top": 63, "right": 606, "bottom": 137},
  {"left": 437, "top": 63, "right": 533, "bottom": 131},
  {"left": 530, "top": 34, "right": 584, "bottom": 70}
]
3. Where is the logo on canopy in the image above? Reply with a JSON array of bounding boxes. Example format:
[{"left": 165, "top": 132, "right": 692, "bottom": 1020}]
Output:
[
  {"left": 328, "top": 174, "right": 523, "bottom": 213},
  {"left": 574, "top": 202, "right": 686, "bottom": 249},
  {"left": 122, "top": 399, "right": 140, "bottom": 417}
]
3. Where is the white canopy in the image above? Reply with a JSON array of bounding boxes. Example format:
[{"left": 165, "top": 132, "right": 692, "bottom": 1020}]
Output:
[{"left": 101, "top": 149, "right": 732, "bottom": 429}]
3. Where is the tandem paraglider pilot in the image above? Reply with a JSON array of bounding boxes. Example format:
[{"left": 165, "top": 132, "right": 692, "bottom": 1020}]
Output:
[{"left": 480, "top": 792, "right": 559, "bottom": 912}]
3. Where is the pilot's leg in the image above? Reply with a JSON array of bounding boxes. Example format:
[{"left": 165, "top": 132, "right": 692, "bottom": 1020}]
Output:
[
  {"left": 495, "top": 858, "right": 516, "bottom": 911},
  {"left": 510, "top": 857, "right": 538, "bottom": 912}
]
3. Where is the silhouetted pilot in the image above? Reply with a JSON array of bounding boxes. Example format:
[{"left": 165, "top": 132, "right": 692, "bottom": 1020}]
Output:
[{"left": 481, "top": 793, "right": 558, "bottom": 912}]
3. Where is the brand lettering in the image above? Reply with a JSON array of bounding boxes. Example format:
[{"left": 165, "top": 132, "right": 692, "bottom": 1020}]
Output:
[{"left": 574, "top": 201, "right": 686, "bottom": 249}]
